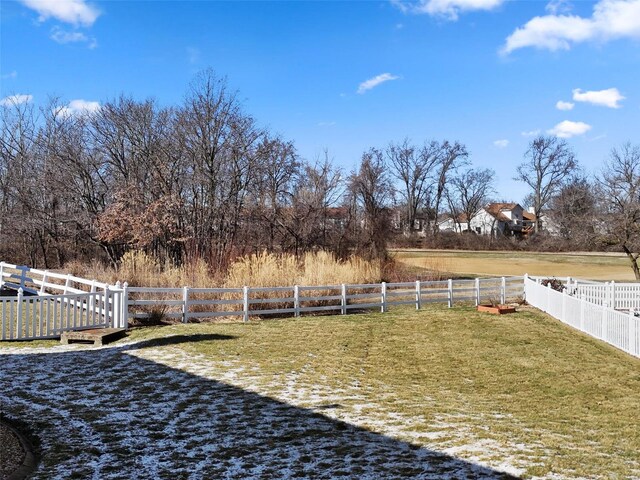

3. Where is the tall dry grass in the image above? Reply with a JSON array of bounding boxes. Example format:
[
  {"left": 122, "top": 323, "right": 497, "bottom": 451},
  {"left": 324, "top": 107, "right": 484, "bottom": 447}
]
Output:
[
  {"left": 65, "top": 251, "right": 217, "bottom": 288},
  {"left": 224, "top": 251, "right": 381, "bottom": 288},
  {"left": 65, "top": 250, "right": 381, "bottom": 288},
  {"left": 65, "top": 250, "right": 382, "bottom": 321}
]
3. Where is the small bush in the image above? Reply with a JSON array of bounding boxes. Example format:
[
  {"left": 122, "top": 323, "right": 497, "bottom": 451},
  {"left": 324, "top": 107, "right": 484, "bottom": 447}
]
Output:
[{"left": 541, "top": 278, "right": 564, "bottom": 292}]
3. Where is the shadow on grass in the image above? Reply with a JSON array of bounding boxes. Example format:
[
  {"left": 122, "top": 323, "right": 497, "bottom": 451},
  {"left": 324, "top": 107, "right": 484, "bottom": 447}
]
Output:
[
  {"left": 122, "top": 333, "right": 237, "bottom": 350},
  {"left": 0, "top": 341, "right": 521, "bottom": 479}
]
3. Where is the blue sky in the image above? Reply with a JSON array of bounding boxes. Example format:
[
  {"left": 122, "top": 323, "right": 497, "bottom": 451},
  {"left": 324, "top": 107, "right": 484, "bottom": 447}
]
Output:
[{"left": 1, "top": 0, "right": 639, "bottom": 202}]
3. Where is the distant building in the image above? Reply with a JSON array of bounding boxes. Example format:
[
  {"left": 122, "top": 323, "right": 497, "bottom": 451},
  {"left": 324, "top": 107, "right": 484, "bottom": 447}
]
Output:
[{"left": 438, "top": 203, "right": 534, "bottom": 237}]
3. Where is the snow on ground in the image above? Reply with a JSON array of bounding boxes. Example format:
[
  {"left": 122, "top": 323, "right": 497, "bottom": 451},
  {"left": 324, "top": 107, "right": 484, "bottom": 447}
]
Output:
[{"left": 0, "top": 338, "right": 529, "bottom": 479}]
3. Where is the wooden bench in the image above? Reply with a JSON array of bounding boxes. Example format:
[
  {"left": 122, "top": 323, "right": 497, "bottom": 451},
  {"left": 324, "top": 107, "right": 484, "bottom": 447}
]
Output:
[{"left": 60, "top": 328, "right": 126, "bottom": 346}]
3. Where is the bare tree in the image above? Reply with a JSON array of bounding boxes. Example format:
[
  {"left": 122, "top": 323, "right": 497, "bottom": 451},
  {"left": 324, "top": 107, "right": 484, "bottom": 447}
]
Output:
[
  {"left": 548, "top": 174, "right": 596, "bottom": 245},
  {"left": 386, "top": 139, "right": 439, "bottom": 234},
  {"left": 515, "top": 135, "right": 578, "bottom": 233},
  {"left": 597, "top": 143, "right": 640, "bottom": 279},
  {"left": 432, "top": 141, "right": 469, "bottom": 235},
  {"left": 447, "top": 168, "right": 495, "bottom": 232},
  {"left": 349, "top": 148, "right": 393, "bottom": 260}
]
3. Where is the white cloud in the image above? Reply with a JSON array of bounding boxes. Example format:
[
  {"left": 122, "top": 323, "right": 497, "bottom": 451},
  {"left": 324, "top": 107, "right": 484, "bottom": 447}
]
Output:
[
  {"left": 50, "top": 27, "right": 97, "bottom": 48},
  {"left": 56, "top": 99, "right": 101, "bottom": 117},
  {"left": 547, "top": 120, "right": 592, "bottom": 138},
  {"left": 493, "top": 139, "right": 509, "bottom": 148},
  {"left": 19, "top": 0, "right": 100, "bottom": 27},
  {"left": 392, "top": 0, "right": 505, "bottom": 20},
  {"left": 1, "top": 71, "right": 17, "bottom": 80},
  {"left": 318, "top": 121, "right": 337, "bottom": 127},
  {"left": 502, "top": 0, "right": 640, "bottom": 54},
  {"left": 521, "top": 129, "right": 541, "bottom": 136},
  {"left": 0, "top": 94, "right": 33, "bottom": 106},
  {"left": 357, "top": 73, "right": 400, "bottom": 94},
  {"left": 556, "top": 100, "right": 575, "bottom": 110},
  {"left": 545, "top": 0, "right": 573, "bottom": 14},
  {"left": 572, "top": 87, "right": 625, "bottom": 108}
]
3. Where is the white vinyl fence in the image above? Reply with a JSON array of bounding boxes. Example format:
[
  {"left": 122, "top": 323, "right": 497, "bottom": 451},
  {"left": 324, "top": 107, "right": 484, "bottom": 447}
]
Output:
[
  {"left": 524, "top": 275, "right": 640, "bottom": 358},
  {"left": 0, "top": 261, "right": 524, "bottom": 340},
  {"left": 124, "top": 276, "right": 524, "bottom": 323},
  {"left": 571, "top": 281, "right": 640, "bottom": 311},
  {"left": 0, "top": 262, "right": 125, "bottom": 340}
]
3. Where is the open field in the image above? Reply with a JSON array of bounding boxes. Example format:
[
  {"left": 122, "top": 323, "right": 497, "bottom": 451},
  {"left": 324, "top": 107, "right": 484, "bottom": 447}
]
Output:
[
  {"left": 393, "top": 249, "right": 636, "bottom": 281},
  {"left": 1, "top": 305, "right": 639, "bottom": 479}
]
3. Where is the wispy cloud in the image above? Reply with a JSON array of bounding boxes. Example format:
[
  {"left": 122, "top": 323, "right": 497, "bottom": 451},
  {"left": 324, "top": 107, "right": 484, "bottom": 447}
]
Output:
[
  {"left": 0, "top": 94, "right": 33, "bottom": 106},
  {"left": 19, "top": 0, "right": 101, "bottom": 27},
  {"left": 357, "top": 73, "right": 400, "bottom": 94},
  {"left": 51, "top": 26, "right": 97, "bottom": 48},
  {"left": 56, "top": 99, "right": 101, "bottom": 117},
  {"left": 547, "top": 120, "right": 591, "bottom": 138},
  {"left": 493, "top": 139, "right": 509, "bottom": 148},
  {"left": 1, "top": 71, "right": 17, "bottom": 80},
  {"left": 545, "top": 0, "right": 573, "bottom": 15},
  {"left": 521, "top": 129, "right": 540, "bottom": 137},
  {"left": 556, "top": 100, "right": 574, "bottom": 110},
  {"left": 572, "top": 87, "right": 624, "bottom": 108},
  {"left": 187, "top": 47, "right": 201, "bottom": 65},
  {"left": 318, "top": 121, "right": 337, "bottom": 127},
  {"left": 392, "top": 0, "right": 505, "bottom": 20},
  {"left": 501, "top": 0, "right": 640, "bottom": 54}
]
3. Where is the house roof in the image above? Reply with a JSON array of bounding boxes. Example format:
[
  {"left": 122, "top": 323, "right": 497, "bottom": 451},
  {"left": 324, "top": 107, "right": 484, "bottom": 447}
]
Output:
[
  {"left": 484, "top": 203, "right": 517, "bottom": 222},
  {"left": 522, "top": 211, "right": 536, "bottom": 221}
]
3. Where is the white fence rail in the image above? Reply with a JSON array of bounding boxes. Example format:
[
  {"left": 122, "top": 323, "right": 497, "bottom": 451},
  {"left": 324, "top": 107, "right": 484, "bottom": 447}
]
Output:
[
  {"left": 0, "top": 261, "right": 524, "bottom": 340},
  {"left": 0, "top": 262, "right": 125, "bottom": 340},
  {"left": 123, "top": 276, "right": 524, "bottom": 324},
  {"left": 571, "top": 281, "right": 640, "bottom": 311},
  {"left": 524, "top": 276, "right": 640, "bottom": 358},
  {"left": 0, "top": 261, "right": 111, "bottom": 295},
  {"left": 0, "top": 288, "right": 122, "bottom": 341}
]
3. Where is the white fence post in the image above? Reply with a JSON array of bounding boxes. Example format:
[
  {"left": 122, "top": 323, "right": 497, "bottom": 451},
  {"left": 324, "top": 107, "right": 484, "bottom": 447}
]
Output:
[
  {"left": 546, "top": 282, "right": 551, "bottom": 312},
  {"left": 182, "top": 286, "right": 189, "bottom": 324},
  {"left": 19, "top": 267, "right": 27, "bottom": 290},
  {"left": 500, "top": 277, "right": 506, "bottom": 305},
  {"left": 16, "top": 288, "right": 23, "bottom": 339},
  {"left": 294, "top": 285, "right": 300, "bottom": 317},
  {"left": 103, "top": 285, "right": 110, "bottom": 327},
  {"left": 610, "top": 280, "right": 616, "bottom": 309},
  {"left": 341, "top": 284, "right": 347, "bottom": 315},
  {"left": 415, "top": 280, "right": 421, "bottom": 310},
  {"left": 629, "top": 309, "right": 636, "bottom": 356},
  {"left": 381, "top": 282, "right": 387, "bottom": 313},
  {"left": 475, "top": 278, "right": 480, "bottom": 306},
  {"left": 580, "top": 294, "right": 586, "bottom": 331},
  {"left": 121, "top": 282, "right": 129, "bottom": 329},
  {"left": 523, "top": 274, "right": 528, "bottom": 301},
  {"left": 602, "top": 302, "right": 608, "bottom": 341},
  {"left": 64, "top": 274, "right": 71, "bottom": 294},
  {"left": 40, "top": 270, "right": 49, "bottom": 294},
  {"left": 243, "top": 286, "right": 249, "bottom": 322},
  {"left": 447, "top": 279, "right": 453, "bottom": 308},
  {"left": 562, "top": 288, "right": 567, "bottom": 320},
  {"left": 114, "top": 281, "right": 122, "bottom": 328}
]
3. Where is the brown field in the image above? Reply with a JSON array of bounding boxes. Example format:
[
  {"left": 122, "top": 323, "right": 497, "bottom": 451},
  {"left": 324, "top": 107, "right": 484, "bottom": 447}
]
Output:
[{"left": 393, "top": 249, "right": 636, "bottom": 281}]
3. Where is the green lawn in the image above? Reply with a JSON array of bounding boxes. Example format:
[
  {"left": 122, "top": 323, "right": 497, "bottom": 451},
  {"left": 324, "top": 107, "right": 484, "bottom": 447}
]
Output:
[{"left": 1, "top": 305, "right": 639, "bottom": 478}]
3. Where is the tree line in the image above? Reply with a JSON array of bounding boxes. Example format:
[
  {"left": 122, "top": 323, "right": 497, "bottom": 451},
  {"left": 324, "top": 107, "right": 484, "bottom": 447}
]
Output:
[{"left": 1, "top": 70, "right": 639, "bottom": 277}]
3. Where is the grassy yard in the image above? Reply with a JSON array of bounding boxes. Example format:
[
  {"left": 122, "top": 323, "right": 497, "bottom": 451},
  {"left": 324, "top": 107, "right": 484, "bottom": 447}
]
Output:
[
  {"left": 1, "top": 305, "right": 639, "bottom": 479},
  {"left": 393, "top": 249, "right": 635, "bottom": 281}
]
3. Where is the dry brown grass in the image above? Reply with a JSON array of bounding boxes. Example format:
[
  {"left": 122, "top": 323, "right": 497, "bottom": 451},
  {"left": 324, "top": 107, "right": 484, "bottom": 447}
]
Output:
[
  {"left": 223, "top": 251, "right": 381, "bottom": 288},
  {"left": 65, "top": 252, "right": 217, "bottom": 288},
  {"left": 393, "top": 249, "right": 636, "bottom": 281}
]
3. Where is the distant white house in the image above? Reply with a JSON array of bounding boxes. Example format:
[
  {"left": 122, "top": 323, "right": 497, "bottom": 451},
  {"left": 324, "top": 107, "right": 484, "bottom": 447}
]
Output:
[{"left": 439, "top": 203, "right": 534, "bottom": 237}]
